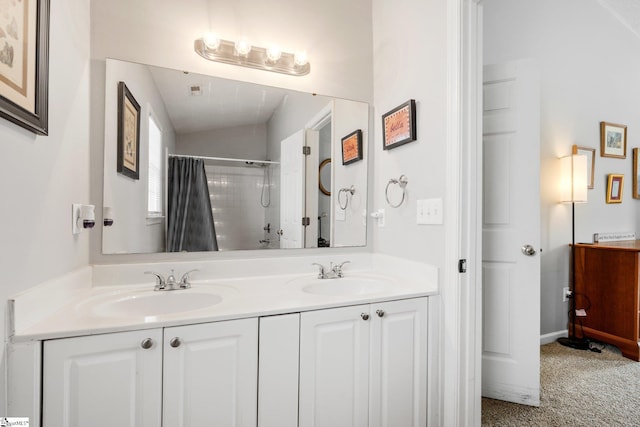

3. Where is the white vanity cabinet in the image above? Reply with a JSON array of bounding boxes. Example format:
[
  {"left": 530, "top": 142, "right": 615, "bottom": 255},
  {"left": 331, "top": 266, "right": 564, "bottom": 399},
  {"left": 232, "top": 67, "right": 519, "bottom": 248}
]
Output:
[
  {"left": 163, "top": 318, "right": 258, "bottom": 426},
  {"left": 298, "top": 297, "right": 428, "bottom": 427},
  {"left": 42, "top": 318, "right": 258, "bottom": 427},
  {"left": 42, "top": 329, "right": 164, "bottom": 427}
]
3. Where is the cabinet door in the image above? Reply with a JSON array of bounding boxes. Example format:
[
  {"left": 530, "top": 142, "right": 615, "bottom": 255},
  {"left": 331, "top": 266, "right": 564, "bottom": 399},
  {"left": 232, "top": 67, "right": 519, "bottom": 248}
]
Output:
[
  {"left": 43, "top": 329, "right": 163, "bottom": 427},
  {"left": 163, "top": 317, "right": 259, "bottom": 427},
  {"left": 369, "top": 298, "right": 428, "bottom": 427},
  {"left": 258, "top": 313, "right": 300, "bottom": 427},
  {"left": 299, "top": 304, "right": 370, "bottom": 427}
]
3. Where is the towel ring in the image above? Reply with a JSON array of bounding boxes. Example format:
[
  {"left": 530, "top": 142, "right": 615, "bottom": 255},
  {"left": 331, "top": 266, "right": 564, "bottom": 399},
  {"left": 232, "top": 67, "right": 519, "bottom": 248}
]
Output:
[
  {"left": 338, "top": 186, "right": 355, "bottom": 210},
  {"left": 385, "top": 175, "right": 408, "bottom": 208}
]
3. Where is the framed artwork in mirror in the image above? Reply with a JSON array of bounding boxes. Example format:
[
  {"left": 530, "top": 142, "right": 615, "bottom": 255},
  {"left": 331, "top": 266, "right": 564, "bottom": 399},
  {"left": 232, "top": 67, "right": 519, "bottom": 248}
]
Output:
[
  {"left": 0, "top": 0, "right": 50, "bottom": 135},
  {"left": 572, "top": 145, "right": 595, "bottom": 189},
  {"left": 600, "top": 121, "right": 627, "bottom": 159},
  {"left": 117, "top": 81, "right": 141, "bottom": 180},
  {"left": 341, "top": 129, "right": 363, "bottom": 165},
  {"left": 606, "top": 174, "right": 624, "bottom": 204},
  {"left": 633, "top": 148, "right": 640, "bottom": 199},
  {"left": 382, "top": 99, "right": 416, "bottom": 150},
  {"left": 319, "top": 158, "right": 331, "bottom": 196}
]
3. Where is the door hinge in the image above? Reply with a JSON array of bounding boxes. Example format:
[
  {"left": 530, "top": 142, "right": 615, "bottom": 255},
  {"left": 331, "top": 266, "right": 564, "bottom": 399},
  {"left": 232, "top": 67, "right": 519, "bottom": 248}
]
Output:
[
  {"left": 302, "top": 146, "right": 311, "bottom": 156},
  {"left": 458, "top": 259, "right": 467, "bottom": 273},
  {"left": 302, "top": 217, "right": 310, "bottom": 226}
]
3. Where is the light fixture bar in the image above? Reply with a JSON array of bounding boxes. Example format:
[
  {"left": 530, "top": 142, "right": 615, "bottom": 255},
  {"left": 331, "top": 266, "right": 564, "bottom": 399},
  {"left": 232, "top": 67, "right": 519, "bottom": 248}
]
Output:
[{"left": 194, "top": 38, "right": 310, "bottom": 76}]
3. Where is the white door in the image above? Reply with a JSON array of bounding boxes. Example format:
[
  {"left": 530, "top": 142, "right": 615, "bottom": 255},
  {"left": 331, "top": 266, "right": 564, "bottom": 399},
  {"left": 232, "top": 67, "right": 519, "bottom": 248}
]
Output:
[
  {"left": 369, "top": 298, "right": 428, "bottom": 427},
  {"left": 299, "top": 305, "right": 370, "bottom": 427},
  {"left": 305, "top": 129, "right": 320, "bottom": 248},
  {"left": 482, "top": 59, "right": 541, "bottom": 405},
  {"left": 280, "top": 130, "right": 305, "bottom": 248},
  {"left": 163, "top": 318, "right": 259, "bottom": 426},
  {"left": 43, "top": 329, "right": 163, "bottom": 427}
]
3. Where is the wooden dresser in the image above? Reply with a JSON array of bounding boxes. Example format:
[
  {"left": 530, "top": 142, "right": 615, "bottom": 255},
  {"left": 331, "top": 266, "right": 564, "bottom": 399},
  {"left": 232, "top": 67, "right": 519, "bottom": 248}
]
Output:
[{"left": 573, "top": 241, "right": 640, "bottom": 361}]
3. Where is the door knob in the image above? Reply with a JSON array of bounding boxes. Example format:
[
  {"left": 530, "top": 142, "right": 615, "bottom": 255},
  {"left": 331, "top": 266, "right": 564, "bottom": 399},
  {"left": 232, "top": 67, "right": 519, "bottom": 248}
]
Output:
[
  {"left": 361, "top": 313, "right": 370, "bottom": 321},
  {"left": 376, "top": 309, "right": 385, "bottom": 317},
  {"left": 140, "top": 338, "right": 154, "bottom": 349},
  {"left": 169, "top": 337, "right": 181, "bottom": 348},
  {"left": 521, "top": 244, "right": 537, "bottom": 256}
]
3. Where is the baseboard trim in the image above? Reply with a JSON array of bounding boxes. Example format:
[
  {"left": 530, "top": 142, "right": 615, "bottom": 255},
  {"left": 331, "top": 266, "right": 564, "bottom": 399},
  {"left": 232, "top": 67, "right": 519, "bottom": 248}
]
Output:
[{"left": 540, "top": 330, "right": 567, "bottom": 345}]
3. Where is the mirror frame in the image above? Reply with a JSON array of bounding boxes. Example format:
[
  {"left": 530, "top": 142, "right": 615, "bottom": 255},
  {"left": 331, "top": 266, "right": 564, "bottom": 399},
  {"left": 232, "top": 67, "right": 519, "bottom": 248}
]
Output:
[{"left": 319, "top": 158, "right": 331, "bottom": 196}]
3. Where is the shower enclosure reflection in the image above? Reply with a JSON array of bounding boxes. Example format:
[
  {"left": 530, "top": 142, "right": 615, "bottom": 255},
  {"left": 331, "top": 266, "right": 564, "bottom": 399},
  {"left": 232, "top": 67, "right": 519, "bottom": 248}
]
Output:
[{"left": 102, "top": 59, "right": 368, "bottom": 254}]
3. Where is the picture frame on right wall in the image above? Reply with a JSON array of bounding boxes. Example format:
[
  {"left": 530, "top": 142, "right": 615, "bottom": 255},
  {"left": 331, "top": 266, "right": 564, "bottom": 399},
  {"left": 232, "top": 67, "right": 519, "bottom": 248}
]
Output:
[
  {"left": 606, "top": 174, "right": 624, "bottom": 204},
  {"left": 633, "top": 148, "right": 640, "bottom": 199},
  {"left": 600, "top": 121, "right": 627, "bottom": 159}
]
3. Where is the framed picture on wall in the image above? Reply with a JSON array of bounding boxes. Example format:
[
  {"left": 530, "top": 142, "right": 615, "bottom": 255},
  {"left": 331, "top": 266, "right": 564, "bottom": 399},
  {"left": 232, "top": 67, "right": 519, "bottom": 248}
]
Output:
[
  {"left": 0, "top": 0, "right": 50, "bottom": 135},
  {"left": 600, "top": 121, "right": 627, "bottom": 159},
  {"left": 572, "top": 145, "right": 595, "bottom": 189},
  {"left": 382, "top": 99, "right": 416, "bottom": 150},
  {"left": 633, "top": 148, "right": 640, "bottom": 199},
  {"left": 117, "top": 81, "right": 141, "bottom": 180},
  {"left": 606, "top": 174, "right": 624, "bottom": 204},
  {"left": 341, "top": 129, "right": 363, "bottom": 165}
]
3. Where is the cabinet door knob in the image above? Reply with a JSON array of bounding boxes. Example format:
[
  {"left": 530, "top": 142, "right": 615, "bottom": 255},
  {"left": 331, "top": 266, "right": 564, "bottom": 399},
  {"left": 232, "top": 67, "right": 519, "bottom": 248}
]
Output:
[
  {"left": 376, "top": 309, "right": 385, "bottom": 317},
  {"left": 169, "top": 337, "right": 181, "bottom": 348},
  {"left": 140, "top": 338, "right": 154, "bottom": 349},
  {"left": 361, "top": 313, "right": 370, "bottom": 321}
]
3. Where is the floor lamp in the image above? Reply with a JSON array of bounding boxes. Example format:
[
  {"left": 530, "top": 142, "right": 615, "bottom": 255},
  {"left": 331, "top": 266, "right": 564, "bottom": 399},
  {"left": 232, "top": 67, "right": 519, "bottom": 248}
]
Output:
[{"left": 557, "top": 153, "right": 589, "bottom": 350}]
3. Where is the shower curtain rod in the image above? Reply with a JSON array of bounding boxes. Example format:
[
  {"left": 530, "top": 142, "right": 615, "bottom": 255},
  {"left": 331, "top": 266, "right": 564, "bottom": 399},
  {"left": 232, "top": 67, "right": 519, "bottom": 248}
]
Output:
[{"left": 169, "top": 154, "right": 279, "bottom": 165}]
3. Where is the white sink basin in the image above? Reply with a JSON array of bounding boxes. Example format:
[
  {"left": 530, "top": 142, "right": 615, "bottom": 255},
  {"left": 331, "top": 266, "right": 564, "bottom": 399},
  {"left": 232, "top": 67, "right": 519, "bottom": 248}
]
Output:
[
  {"left": 291, "top": 275, "right": 396, "bottom": 296},
  {"left": 78, "top": 286, "right": 235, "bottom": 320}
]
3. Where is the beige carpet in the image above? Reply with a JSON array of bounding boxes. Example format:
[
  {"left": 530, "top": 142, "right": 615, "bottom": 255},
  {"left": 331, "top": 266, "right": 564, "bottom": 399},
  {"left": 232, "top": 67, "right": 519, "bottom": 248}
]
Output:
[{"left": 482, "top": 342, "right": 640, "bottom": 426}]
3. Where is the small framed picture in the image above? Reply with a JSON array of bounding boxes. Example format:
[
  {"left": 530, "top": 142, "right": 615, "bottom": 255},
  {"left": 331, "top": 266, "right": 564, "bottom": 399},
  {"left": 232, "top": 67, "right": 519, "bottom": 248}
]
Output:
[
  {"left": 633, "top": 149, "right": 640, "bottom": 199},
  {"left": 600, "top": 121, "right": 627, "bottom": 159},
  {"left": 572, "top": 145, "right": 595, "bottom": 189},
  {"left": 117, "top": 81, "right": 141, "bottom": 180},
  {"left": 382, "top": 99, "right": 416, "bottom": 150},
  {"left": 341, "top": 129, "right": 363, "bottom": 165},
  {"left": 606, "top": 174, "right": 624, "bottom": 204}
]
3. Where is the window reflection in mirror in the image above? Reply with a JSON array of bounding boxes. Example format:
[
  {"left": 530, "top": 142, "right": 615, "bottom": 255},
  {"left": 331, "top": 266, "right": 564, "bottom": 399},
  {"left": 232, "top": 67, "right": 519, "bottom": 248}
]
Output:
[{"left": 102, "top": 58, "right": 368, "bottom": 255}]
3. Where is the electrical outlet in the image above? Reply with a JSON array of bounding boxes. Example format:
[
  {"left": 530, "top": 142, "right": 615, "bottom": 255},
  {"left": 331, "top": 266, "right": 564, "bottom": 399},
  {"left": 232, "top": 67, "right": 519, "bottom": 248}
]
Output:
[{"left": 562, "top": 287, "right": 571, "bottom": 302}]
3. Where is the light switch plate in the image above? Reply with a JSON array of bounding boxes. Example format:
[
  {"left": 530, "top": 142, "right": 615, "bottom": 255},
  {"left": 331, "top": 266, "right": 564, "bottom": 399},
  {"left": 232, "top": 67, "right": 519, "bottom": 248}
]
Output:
[{"left": 417, "top": 198, "right": 443, "bottom": 225}]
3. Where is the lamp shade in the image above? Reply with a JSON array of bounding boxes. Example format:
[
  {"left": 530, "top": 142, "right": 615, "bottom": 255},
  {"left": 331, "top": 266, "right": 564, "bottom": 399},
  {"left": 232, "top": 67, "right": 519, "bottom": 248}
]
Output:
[{"left": 559, "top": 154, "right": 588, "bottom": 203}]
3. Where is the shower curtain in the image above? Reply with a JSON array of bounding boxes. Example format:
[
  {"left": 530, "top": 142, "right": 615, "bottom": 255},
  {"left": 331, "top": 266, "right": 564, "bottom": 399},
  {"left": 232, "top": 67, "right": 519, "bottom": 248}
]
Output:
[{"left": 167, "top": 157, "right": 219, "bottom": 252}]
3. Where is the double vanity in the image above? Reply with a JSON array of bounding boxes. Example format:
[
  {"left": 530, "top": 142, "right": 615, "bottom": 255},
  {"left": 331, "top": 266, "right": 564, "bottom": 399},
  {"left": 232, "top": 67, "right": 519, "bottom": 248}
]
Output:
[{"left": 8, "top": 253, "right": 438, "bottom": 427}]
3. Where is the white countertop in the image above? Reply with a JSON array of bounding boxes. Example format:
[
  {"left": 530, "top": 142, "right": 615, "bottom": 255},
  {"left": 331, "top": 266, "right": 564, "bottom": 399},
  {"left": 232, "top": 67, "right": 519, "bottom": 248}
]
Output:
[{"left": 9, "top": 254, "right": 438, "bottom": 342}]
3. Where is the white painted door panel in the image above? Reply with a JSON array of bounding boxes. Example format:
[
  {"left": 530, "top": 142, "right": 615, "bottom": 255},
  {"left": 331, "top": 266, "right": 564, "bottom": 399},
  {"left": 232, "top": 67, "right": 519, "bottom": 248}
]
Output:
[
  {"left": 258, "top": 314, "right": 300, "bottom": 427},
  {"left": 163, "top": 318, "right": 258, "bottom": 427},
  {"left": 482, "top": 60, "right": 541, "bottom": 406},
  {"left": 43, "top": 329, "right": 163, "bottom": 427},
  {"left": 299, "top": 305, "right": 370, "bottom": 427},
  {"left": 369, "top": 298, "right": 428, "bottom": 427},
  {"left": 280, "top": 130, "right": 305, "bottom": 248}
]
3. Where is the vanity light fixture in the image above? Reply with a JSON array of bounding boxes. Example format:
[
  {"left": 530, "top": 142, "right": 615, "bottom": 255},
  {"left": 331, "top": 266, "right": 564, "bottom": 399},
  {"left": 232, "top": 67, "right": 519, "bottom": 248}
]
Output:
[{"left": 194, "top": 35, "right": 310, "bottom": 76}]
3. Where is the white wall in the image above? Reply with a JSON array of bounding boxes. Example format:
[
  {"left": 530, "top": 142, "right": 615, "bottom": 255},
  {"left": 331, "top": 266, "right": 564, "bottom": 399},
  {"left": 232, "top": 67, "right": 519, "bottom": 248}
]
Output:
[
  {"left": 103, "top": 60, "right": 177, "bottom": 254},
  {"left": 371, "top": 0, "right": 448, "bottom": 266},
  {"left": 484, "top": 0, "right": 640, "bottom": 335},
  {"left": 176, "top": 124, "right": 267, "bottom": 159},
  {"left": 332, "top": 99, "right": 369, "bottom": 247},
  {"left": 90, "top": 0, "right": 373, "bottom": 103},
  {"left": 0, "top": 0, "right": 91, "bottom": 407}
]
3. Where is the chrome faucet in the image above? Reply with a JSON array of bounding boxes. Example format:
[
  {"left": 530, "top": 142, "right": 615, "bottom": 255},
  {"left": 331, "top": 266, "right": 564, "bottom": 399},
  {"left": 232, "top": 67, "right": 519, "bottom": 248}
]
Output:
[
  {"left": 145, "top": 269, "right": 198, "bottom": 291},
  {"left": 312, "top": 261, "right": 351, "bottom": 279}
]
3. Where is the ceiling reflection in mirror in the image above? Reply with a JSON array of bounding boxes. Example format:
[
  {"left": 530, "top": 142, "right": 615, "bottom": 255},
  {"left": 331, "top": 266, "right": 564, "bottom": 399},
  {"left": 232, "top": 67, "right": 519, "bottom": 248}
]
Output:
[{"left": 102, "top": 59, "right": 368, "bottom": 255}]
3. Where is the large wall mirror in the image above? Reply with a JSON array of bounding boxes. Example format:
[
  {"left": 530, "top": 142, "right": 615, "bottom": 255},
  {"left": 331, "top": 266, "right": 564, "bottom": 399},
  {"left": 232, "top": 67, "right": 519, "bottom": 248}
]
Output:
[{"left": 102, "top": 59, "right": 368, "bottom": 255}]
